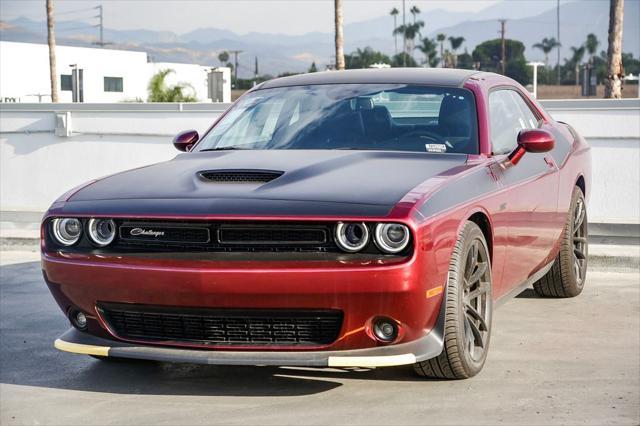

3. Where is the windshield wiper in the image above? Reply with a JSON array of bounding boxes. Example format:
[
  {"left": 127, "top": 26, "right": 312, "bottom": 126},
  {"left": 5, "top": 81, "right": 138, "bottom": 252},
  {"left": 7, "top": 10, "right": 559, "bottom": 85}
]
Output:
[{"left": 199, "top": 147, "right": 246, "bottom": 152}]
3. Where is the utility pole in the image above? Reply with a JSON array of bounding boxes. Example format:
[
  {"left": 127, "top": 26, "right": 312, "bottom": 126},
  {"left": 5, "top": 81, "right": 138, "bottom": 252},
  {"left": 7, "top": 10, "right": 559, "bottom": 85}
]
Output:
[
  {"left": 499, "top": 19, "right": 507, "bottom": 75},
  {"left": 402, "top": 0, "right": 406, "bottom": 67},
  {"left": 229, "top": 49, "right": 242, "bottom": 88},
  {"left": 556, "top": 0, "right": 561, "bottom": 84},
  {"left": 254, "top": 56, "right": 259, "bottom": 83},
  {"left": 46, "top": 0, "right": 58, "bottom": 102},
  {"left": 93, "top": 4, "right": 111, "bottom": 47}
]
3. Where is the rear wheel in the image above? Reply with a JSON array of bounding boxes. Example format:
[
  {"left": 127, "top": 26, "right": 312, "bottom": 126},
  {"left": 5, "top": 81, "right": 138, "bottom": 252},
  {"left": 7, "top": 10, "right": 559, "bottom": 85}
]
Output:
[
  {"left": 414, "top": 221, "right": 492, "bottom": 379},
  {"left": 534, "top": 186, "right": 588, "bottom": 298}
]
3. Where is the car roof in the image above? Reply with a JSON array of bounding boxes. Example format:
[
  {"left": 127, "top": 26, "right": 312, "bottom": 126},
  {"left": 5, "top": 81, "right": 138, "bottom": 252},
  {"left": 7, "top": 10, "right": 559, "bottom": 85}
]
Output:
[{"left": 258, "top": 68, "right": 485, "bottom": 90}]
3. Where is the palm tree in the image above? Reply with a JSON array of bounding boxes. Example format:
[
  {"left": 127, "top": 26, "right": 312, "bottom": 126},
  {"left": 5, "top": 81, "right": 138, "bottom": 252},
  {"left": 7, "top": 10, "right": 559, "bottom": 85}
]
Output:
[
  {"left": 148, "top": 69, "right": 197, "bottom": 102},
  {"left": 533, "top": 37, "right": 561, "bottom": 66},
  {"left": 585, "top": 33, "right": 599, "bottom": 64},
  {"left": 390, "top": 8, "right": 399, "bottom": 56},
  {"left": 570, "top": 45, "right": 585, "bottom": 86},
  {"left": 410, "top": 5, "right": 421, "bottom": 24},
  {"left": 436, "top": 33, "right": 446, "bottom": 67},
  {"left": 334, "top": 0, "right": 345, "bottom": 70},
  {"left": 604, "top": 0, "right": 623, "bottom": 98},
  {"left": 217, "top": 51, "right": 229, "bottom": 66},
  {"left": 416, "top": 38, "right": 439, "bottom": 68},
  {"left": 46, "top": 0, "right": 58, "bottom": 102},
  {"left": 448, "top": 36, "right": 465, "bottom": 67},
  {"left": 394, "top": 21, "right": 424, "bottom": 63}
]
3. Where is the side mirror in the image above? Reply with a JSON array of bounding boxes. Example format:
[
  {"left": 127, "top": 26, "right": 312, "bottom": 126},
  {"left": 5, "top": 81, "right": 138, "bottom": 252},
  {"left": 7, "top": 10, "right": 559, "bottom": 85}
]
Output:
[
  {"left": 173, "top": 130, "right": 199, "bottom": 152},
  {"left": 508, "top": 129, "right": 555, "bottom": 166}
]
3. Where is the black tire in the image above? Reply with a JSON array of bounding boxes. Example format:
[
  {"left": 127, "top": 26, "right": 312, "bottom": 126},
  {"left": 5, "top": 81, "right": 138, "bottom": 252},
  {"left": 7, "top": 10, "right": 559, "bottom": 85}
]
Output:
[
  {"left": 414, "top": 221, "right": 493, "bottom": 379},
  {"left": 533, "top": 186, "right": 588, "bottom": 298}
]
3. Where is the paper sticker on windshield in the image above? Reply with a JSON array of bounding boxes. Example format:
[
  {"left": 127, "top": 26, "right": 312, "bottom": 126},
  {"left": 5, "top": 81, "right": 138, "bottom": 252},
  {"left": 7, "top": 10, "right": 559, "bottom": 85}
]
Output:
[{"left": 425, "top": 143, "right": 447, "bottom": 153}]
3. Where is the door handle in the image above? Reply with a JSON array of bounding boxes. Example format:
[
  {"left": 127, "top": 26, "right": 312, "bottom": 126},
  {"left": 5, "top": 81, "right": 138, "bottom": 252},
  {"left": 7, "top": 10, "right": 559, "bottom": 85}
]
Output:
[{"left": 544, "top": 156, "right": 556, "bottom": 169}]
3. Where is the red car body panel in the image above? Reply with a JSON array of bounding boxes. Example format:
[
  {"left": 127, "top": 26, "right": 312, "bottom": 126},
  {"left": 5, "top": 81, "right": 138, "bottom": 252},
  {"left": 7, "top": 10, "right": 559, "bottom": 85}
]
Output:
[{"left": 42, "top": 69, "right": 591, "bottom": 365}]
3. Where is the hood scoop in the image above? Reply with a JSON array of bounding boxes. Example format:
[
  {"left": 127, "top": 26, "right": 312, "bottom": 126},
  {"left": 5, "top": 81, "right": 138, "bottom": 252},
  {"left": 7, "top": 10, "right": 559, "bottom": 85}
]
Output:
[{"left": 198, "top": 169, "right": 284, "bottom": 184}]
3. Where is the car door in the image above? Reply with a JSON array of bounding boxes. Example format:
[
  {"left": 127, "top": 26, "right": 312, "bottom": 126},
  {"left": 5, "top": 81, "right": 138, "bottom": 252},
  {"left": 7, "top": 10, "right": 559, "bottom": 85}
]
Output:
[{"left": 488, "top": 88, "right": 562, "bottom": 294}]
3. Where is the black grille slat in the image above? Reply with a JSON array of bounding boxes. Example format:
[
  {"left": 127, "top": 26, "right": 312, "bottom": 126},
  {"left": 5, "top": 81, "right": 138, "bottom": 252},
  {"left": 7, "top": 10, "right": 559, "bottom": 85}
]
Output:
[
  {"left": 199, "top": 170, "right": 283, "bottom": 184},
  {"left": 100, "top": 304, "right": 343, "bottom": 346}
]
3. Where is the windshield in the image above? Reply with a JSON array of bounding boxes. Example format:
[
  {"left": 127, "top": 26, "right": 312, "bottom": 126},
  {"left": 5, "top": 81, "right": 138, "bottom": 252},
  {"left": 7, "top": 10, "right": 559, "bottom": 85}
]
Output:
[{"left": 196, "top": 84, "right": 478, "bottom": 154}]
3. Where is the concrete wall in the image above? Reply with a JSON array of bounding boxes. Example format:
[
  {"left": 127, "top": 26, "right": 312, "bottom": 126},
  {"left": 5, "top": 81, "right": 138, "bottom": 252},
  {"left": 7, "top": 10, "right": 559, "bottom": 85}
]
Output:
[{"left": 1, "top": 99, "right": 638, "bottom": 228}]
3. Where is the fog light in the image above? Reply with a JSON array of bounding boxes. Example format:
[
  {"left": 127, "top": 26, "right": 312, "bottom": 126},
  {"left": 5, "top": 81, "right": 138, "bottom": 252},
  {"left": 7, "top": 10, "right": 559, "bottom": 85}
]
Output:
[
  {"left": 70, "top": 310, "right": 88, "bottom": 330},
  {"left": 373, "top": 318, "right": 398, "bottom": 343}
]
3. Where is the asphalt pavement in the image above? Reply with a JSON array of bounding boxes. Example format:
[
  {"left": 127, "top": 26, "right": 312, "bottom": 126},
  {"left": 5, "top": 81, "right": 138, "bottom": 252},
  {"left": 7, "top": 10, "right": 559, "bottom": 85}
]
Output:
[{"left": 0, "top": 251, "right": 638, "bottom": 426}]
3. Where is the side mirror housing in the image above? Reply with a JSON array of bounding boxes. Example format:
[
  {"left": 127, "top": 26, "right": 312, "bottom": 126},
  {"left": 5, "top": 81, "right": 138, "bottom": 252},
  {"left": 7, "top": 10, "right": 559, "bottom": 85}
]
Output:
[
  {"left": 508, "top": 129, "right": 555, "bottom": 166},
  {"left": 173, "top": 130, "right": 199, "bottom": 152}
]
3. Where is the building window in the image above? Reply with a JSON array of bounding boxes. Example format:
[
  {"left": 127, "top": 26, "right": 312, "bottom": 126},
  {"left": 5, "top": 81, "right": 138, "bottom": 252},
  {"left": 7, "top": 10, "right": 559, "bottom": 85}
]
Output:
[
  {"left": 104, "top": 77, "right": 123, "bottom": 92},
  {"left": 60, "top": 75, "right": 72, "bottom": 91}
]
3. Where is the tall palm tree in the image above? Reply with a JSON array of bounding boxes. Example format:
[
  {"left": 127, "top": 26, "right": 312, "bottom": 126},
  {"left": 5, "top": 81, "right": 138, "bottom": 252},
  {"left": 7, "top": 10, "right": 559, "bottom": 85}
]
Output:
[
  {"left": 46, "top": 0, "right": 58, "bottom": 102},
  {"left": 436, "top": 33, "right": 446, "bottom": 67},
  {"left": 390, "top": 8, "right": 399, "bottom": 56},
  {"left": 448, "top": 36, "right": 465, "bottom": 67},
  {"left": 217, "top": 51, "right": 229, "bottom": 66},
  {"left": 394, "top": 21, "right": 424, "bottom": 63},
  {"left": 585, "top": 33, "right": 599, "bottom": 64},
  {"left": 334, "top": 0, "right": 345, "bottom": 70},
  {"left": 570, "top": 45, "right": 586, "bottom": 86},
  {"left": 410, "top": 5, "right": 420, "bottom": 24},
  {"left": 604, "top": 0, "right": 624, "bottom": 99},
  {"left": 416, "top": 37, "right": 439, "bottom": 68},
  {"left": 533, "top": 37, "right": 561, "bottom": 66}
]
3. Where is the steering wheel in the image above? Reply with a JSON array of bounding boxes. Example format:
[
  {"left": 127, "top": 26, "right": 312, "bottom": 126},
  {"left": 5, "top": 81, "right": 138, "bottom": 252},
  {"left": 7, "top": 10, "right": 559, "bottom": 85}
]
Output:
[{"left": 398, "top": 130, "right": 447, "bottom": 148}]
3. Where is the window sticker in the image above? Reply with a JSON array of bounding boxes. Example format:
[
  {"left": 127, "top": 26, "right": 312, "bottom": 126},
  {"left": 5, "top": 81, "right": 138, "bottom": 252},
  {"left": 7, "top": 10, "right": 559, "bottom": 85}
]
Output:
[{"left": 425, "top": 143, "right": 447, "bottom": 153}]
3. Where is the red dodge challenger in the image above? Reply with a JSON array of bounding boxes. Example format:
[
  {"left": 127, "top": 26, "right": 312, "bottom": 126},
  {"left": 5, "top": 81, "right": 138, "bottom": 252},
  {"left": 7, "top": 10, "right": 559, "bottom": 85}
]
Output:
[{"left": 43, "top": 69, "right": 591, "bottom": 379}]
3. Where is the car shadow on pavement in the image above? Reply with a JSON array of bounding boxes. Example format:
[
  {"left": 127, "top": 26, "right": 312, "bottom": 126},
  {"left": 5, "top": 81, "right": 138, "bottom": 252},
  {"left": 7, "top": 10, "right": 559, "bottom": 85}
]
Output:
[{"left": 0, "top": 260, "right": 429, "bottom": 398}]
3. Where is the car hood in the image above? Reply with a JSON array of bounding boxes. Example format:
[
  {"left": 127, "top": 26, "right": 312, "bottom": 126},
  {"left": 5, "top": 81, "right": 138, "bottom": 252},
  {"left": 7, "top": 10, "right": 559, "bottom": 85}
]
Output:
[{"left": 65, "top": 150, "right": 467, "bottom": 217}]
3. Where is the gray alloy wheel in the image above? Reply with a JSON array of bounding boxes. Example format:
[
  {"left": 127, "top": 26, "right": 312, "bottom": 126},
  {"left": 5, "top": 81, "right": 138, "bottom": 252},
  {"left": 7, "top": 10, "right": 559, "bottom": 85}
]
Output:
[
  {"left": 414, "top": 221, "right": 492, "bottom": 379},
  {"left": 534, "top": 186, "right": 588, "bottom": 298}
]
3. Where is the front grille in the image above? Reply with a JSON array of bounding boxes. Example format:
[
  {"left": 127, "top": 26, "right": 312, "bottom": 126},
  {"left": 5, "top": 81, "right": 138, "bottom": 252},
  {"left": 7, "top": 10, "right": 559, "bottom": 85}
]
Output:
[
  {"left": 198, "top": 169, "right": 284, "bottom": 184},
  {"left": 112, "top": 221, "right": 337, "bottom": 253},
  {"left": 99, "top": 303, "right": 343, "bottom": 346},
  {"left": 218, "top": 225, "right": 327, "bottom": 245}
]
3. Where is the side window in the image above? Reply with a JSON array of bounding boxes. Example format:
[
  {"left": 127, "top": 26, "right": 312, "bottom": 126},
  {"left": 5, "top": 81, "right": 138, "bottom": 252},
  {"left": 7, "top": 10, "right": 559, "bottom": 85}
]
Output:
[{"left": 489, "top": 89, "right": 539, "bottom": 154}]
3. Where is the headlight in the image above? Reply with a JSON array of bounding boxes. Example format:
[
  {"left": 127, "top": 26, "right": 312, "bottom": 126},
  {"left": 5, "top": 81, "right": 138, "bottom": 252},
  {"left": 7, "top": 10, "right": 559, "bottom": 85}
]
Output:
[
  {"left": 88, "top": 218, "right": 116, "bottom": 246},
  {"left": 51, "top": 218, "right": 82, "bottom": 246},
  {"left": 335, "top": 222, "right": 369, "bottom": 252},
  {"left": 374, "top": 223, "right": 410, "bottom": 253}
]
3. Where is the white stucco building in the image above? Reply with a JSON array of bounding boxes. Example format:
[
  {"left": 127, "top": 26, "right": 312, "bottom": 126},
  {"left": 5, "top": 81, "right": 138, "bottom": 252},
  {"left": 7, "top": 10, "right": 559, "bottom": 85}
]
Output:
[{"left": 0, "top": 41, "right": 231, "bottom": 103}]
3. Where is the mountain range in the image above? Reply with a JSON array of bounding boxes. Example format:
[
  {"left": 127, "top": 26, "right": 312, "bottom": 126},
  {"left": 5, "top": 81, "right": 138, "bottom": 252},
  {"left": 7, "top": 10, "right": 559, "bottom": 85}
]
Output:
[{"left": 1, "top": 0, "right": 638, "bottom": 78}]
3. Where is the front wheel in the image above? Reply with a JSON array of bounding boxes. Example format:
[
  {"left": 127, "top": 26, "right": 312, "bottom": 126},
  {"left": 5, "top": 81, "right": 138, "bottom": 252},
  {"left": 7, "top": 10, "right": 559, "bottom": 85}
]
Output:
[{"left": 414, "top": 221, "right": 493, "bottom": 379}]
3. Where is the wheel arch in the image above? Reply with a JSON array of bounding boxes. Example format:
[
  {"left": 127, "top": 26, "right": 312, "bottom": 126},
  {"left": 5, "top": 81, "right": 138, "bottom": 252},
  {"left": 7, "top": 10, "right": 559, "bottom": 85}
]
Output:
[
  {"left": 575, "top": 175, "right": 586, "bottom": 196},
  {"left": 465, "top": 209, "right": 494, "bottom": 263}
]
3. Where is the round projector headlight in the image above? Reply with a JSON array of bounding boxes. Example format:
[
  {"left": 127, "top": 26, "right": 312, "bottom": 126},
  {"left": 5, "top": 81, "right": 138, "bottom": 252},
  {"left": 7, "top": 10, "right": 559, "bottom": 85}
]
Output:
[
  {"left": 335, "top": 222, "right": 369, "bottom": 252},
  {"left": 51, "top": 218, "right": 82, "bottom": 246},
  {"left": 374, "top": 223, "right": 410, "bottom": 254},
  {"left": 87, "top": 218, "right": 116, "bottom": 246}
]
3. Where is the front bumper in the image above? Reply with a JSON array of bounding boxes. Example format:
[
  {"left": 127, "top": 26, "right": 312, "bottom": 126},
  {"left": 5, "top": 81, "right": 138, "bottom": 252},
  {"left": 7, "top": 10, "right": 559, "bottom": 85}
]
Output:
[{"left": 55, "top": 296, "right": 445, "bottom": 367}]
